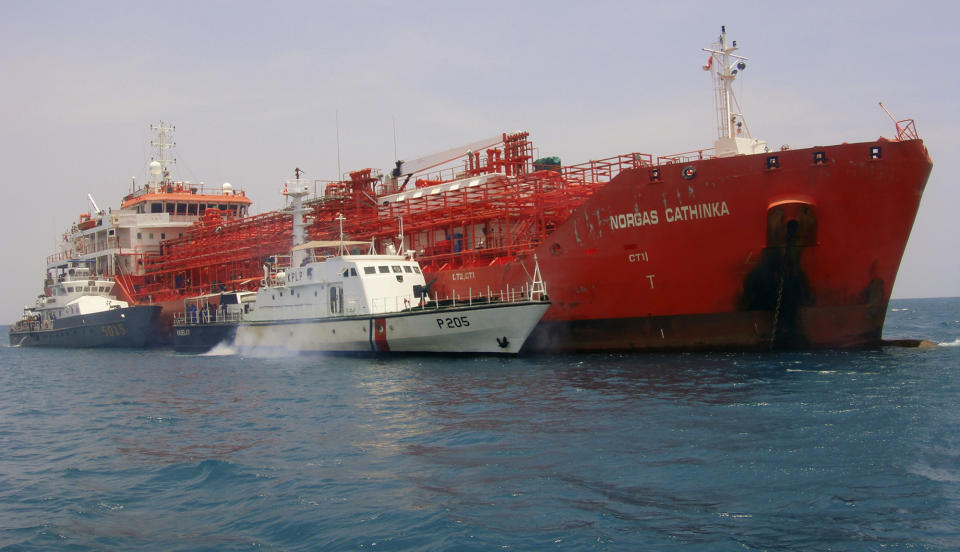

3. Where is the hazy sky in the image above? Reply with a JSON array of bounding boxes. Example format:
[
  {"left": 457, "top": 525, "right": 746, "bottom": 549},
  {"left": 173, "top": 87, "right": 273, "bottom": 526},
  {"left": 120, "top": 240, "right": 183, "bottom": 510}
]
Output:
[{"left": 2, "top": 1, "right": 957, "bottom": 320}]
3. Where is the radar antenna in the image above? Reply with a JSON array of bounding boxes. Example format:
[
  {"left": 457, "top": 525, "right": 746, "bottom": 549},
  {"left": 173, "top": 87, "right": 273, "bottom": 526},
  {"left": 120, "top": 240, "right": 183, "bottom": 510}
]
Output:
[
  {"left": 702, "top": 27, "right": 767, "bottom": 157},
  {"left": 149, "top": 121, "right": 176, "bottom": 185}
]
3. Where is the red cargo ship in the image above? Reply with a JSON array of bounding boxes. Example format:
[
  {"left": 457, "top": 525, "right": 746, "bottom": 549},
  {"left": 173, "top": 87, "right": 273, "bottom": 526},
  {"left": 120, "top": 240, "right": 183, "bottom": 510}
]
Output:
[{"left": 50, "top": 29, "right": 933, "bottom": 350}]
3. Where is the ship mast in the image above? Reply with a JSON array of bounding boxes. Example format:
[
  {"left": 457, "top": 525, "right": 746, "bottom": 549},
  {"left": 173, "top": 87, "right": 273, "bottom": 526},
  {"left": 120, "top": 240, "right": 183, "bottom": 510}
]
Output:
[
  {"left": 149, "top": 121, "right": 176, "bottom": 187},
  {"left": 285, "top": 176, "right": 311, "bottom": 268},
  {"left": 702, "top": 27, "right": 767, "bottom": 157}
]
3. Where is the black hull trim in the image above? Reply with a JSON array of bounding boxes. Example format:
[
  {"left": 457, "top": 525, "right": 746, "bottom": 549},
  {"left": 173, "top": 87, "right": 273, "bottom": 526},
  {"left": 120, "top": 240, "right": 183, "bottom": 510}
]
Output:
[
  {"left": 522, "top": 306, "right": 883, "bottom": 353},
  {"left": 173, "top": 323, "right": 238, "bottom": 352}
]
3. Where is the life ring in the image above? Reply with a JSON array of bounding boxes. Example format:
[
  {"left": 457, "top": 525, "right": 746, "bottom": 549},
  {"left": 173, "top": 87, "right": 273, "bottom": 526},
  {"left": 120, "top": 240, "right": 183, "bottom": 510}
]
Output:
[{"left": 681, "top": 166, "right": 696, "bottom": 180}]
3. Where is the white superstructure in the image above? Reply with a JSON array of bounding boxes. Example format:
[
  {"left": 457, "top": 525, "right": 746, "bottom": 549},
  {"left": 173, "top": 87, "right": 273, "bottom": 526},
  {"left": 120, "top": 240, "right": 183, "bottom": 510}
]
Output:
[
  {"left": 45, "top": 122, "right": 252, "bottom": 298},
  {"left": 28, "top": 260, "right": 128, "bottom": 327}
]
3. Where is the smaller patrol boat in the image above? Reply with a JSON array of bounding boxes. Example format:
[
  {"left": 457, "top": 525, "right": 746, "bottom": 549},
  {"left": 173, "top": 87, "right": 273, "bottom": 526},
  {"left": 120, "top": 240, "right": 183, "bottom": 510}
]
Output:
[
  {"left": 9, "top": 260, "right": 161, "bottom": 347},
  {"left": 173, "top": 183, "right": 550, "bottom": 354}
]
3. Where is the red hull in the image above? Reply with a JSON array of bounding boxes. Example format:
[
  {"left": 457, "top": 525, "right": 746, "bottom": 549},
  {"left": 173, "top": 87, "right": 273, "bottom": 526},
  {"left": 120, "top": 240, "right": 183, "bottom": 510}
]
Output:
[{"left": 425, "top": 139, "right": 931, "bottom": 350}]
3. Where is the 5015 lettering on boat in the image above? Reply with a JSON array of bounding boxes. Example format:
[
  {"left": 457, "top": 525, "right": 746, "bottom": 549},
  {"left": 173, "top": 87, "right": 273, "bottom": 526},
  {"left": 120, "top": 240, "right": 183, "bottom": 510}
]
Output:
[{"left": 38, "top": 27, "right": 932, "bottom": 351}]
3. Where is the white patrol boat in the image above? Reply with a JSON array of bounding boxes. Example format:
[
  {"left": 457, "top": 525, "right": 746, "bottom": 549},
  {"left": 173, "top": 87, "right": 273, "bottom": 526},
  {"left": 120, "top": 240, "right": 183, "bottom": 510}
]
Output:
[
  {"left": 173, "top": 183, "right": 550, "bottom": 354},
  {"left": 9, "top": 260, "right": 161, "bottom": 347}
]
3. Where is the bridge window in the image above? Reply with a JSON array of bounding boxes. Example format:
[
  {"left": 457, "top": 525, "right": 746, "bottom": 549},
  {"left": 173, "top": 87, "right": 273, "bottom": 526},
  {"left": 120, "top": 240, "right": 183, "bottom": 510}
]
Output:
[
  {"left": 151, "top": 203, "right": 163, "bottom": 213},
  {"left": 364, "top": 266, "right": 376, "bottom": 275},
  {"left": 403, "top": 266, "right": 413, "bottom": 273},
  {"left": 378, "top": 266, "right": 389, "bottom": 274}
]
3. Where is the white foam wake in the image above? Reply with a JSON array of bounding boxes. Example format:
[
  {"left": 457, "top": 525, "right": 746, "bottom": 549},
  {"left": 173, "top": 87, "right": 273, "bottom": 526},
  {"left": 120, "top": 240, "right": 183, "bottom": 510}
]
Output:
[
  {"left": 201, "top": 341, "right": 238, "bottom": 356},
  {"left": 939, "top": 338, "right": 960, "bottom": 347}
]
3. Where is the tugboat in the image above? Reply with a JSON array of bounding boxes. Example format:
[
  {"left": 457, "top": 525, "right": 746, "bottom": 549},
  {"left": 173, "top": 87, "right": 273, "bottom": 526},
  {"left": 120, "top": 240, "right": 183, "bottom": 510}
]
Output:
[
  {"left": 9, "top": 260, "right": 161, "bottom": 347},
  {"left": 173, "top": 183, "right": 550, "bottom": 354}
]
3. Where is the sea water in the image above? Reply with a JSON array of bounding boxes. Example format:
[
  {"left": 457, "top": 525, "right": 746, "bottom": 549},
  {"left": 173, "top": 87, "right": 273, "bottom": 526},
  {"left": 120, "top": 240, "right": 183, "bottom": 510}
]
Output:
[{"left": 1, "top": 298, "right": 958, "bottom": 551}]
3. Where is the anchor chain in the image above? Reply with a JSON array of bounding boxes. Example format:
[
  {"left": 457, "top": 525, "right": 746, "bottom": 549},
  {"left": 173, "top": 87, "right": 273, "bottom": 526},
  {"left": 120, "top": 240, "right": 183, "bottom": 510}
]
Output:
[{"left": 770, "top": 267, "right": 785, "bottom": 349}]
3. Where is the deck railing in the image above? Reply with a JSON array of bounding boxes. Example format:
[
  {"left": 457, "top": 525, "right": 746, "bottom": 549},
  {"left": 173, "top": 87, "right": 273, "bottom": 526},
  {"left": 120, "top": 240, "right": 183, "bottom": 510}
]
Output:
[{"left": 174, "top": 282, "right": 546, "bottom": 326}]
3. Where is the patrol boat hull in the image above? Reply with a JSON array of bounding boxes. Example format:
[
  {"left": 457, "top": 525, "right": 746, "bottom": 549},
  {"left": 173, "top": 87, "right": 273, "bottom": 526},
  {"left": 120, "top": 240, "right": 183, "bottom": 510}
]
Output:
[{"left": 231, "top": 301, "right": 549, "bottom": 355}]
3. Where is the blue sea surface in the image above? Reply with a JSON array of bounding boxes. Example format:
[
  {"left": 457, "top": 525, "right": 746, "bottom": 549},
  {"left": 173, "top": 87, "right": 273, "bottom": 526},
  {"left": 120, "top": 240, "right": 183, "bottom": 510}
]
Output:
[{"left": 1, "top": 298, "right": 958, "bottom": 551}]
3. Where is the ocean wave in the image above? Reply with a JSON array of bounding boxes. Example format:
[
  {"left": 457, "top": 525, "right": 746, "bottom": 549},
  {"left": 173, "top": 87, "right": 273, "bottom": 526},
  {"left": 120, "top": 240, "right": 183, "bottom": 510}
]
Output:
[{"left": 939, "top": 338, "right": 960, "bottom": 347}]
